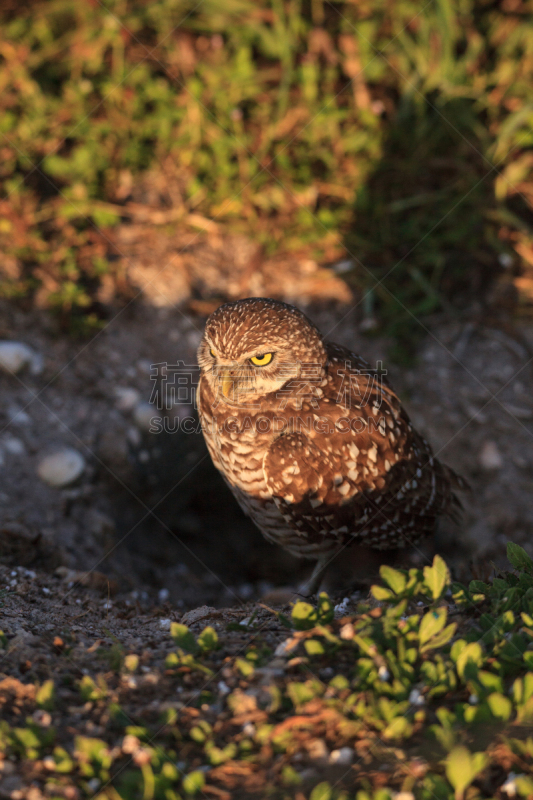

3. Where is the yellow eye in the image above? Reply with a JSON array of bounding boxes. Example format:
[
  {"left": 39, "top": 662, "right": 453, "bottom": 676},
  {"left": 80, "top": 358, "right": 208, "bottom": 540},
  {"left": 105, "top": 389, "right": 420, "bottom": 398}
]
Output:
[
  {"left": 209, "top": 348, "right": 216, "bottom": 358},
  {"left": 250, "top": 353, "right": 273, "bottom": 367}
]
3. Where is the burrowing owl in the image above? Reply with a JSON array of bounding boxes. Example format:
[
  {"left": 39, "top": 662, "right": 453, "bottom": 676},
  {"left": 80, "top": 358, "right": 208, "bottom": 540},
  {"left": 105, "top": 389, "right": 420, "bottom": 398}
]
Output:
[{"left": 197, "top": 298, "right": 465, "bottom": 593}]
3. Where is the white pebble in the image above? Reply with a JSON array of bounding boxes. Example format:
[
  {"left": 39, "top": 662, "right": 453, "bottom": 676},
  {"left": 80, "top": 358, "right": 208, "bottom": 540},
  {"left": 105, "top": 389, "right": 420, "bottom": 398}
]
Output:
[
  {"left": 499, "top": 253, "right": 513, "bottom": 269},
  {"left": 332, "top": 259, "right": 354, "bottom": 274},
  {"left": 479, "top": 441, "right": 503, "bottom": 471},
  {"left": 408, "top": 688, "right": 425, "bottom": 706},
  {"left": 0, "top": 341, "right": 35, "bottom": 374},
  {"left": 242, "top": 723, "right": 255, "bottom": 737},
  {"left": 378, "top": 665, "right": 390, "bottom": 681},
  {"left": 468, "top": 693, "right": 479, "bottom": 705},
  {"left": 7, "top": 406, "right": 31, "bottom": 425},
  {"left": 501, "top": 773, "right": 521, "bottom": 797},
  {"left": 37, "top": 448, "right": 85, "bottom": 488},
  {"left": 340, "top": 622, "right": 354, "bottom": 640},
  {"left": 158, "top": 588, "right": 170, "bottom": 603},
  {"left": 3, "top": 436, "right": 25, "bottom": 456},
  {"left": 133, "top": 403, "right": 156, "bottom": 431},
  {"left": 274, "top": 638, "right": 299, "bottom": 657},
  {"left": 218, "top": 681, "right": 230, "bottom": 695},
  {"left": 159, "top": 618, "right": 171, "bottom": 630},
  {"left": 329, "top": 747, "right": 353, "bottom": 765},
  {"left": 334, "top": 597, "right": 350, "bottom": 616},
  {"left": 114, "top": 387, "right": 141, "bottom": 412},
  {"left": 42, "top": 587, "right": 50, "bottom": 595}
]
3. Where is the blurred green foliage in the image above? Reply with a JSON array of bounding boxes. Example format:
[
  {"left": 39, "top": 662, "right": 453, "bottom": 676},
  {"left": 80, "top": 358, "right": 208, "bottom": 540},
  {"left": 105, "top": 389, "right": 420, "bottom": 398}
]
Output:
[{"left": 0, "top": 0, "right": 532, "bottom": 333}]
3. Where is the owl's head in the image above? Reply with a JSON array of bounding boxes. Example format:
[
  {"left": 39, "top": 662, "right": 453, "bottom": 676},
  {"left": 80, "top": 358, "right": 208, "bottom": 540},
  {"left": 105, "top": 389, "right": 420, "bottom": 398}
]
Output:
[{"left": 198, "top": 297, "right": 327, "bottom": 405}]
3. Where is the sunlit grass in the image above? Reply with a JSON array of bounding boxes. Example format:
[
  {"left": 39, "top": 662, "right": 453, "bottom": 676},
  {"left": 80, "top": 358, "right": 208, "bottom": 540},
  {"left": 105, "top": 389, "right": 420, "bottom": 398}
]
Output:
[{"left": 0, "top": 0, "right": 532, "bottom": 336}]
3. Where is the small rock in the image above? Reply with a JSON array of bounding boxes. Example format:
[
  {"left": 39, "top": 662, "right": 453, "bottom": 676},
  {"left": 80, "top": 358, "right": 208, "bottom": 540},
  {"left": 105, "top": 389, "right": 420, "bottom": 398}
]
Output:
[
  {"left": 7, "top": 406, "right": 31, "bottom": 425},
  {"left": 360, "top": 317, "right": 378, "bottom": 332},
  {"left": 332, "top": 259, "right": 354, "bottom": 274},
  {"left": 127, "top": 426, "right": 141, "bottom": 446},
  {"left": 501, "top": 775, "right": 521, "bottom": 798},
  {"left": 133, "top": 403, "right": 157, "bottom": 431},
  {"left": 479, "top": 441, "right": 503, "bottom": 470},
  {"left": 3, "top": 436, "right": 25, "bottom": 456},
  {"left": 0, "top": 341, "right": 35, "bottom": 375},
  {"left": 114, "top": 387, "right": 141, "bottom": 412},
  {"left": 37, "top": 448, "right": 85, "bottom": 487},
  {"left": 158, "top": 588, "right": 170, "bottom": 603},
  {"left": 23, "top": 569, "right": 36, "bottom": 579},
  {"left": 274, "top": 638, "right": 299, "bottom": 657},
  {"left": 8, "top": 629, "right": 41, "bottom": 651},
  {"left": 181, "top": 605, "right": 219, "bottom": 626},
  {"left": 340, "top": 622, "right": 354, "bottom": 640},
  {"left": 408, "top": 688, "right": 425, "bottom": 706},
  {"left": 329, "top": 747, "right": 353, "bottom": 766},
  {"left": 159, "top": 618, "right": 171, "bottom": 630},
  {"left": 32, "top": 710, "right": 52, "bottom": 727},
  {"left": 334, "top": 597, "right": 350, "bottom": 616}
]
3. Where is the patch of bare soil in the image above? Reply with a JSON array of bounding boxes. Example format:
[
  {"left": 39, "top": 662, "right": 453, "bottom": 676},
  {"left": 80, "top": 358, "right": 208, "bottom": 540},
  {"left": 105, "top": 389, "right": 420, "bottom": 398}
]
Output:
[
  {"left": 1, "top": 265, "right": 533, "bottom": 607},
  {"left": 1, "top": 235, "right": 533, "bottom": 798}
]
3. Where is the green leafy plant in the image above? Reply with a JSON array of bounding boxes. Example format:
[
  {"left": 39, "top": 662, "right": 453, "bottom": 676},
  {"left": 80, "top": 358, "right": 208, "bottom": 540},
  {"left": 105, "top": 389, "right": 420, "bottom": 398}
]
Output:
[
  {"left": 445, "top": 746, "right": 487, "bottom": 800},
  {"left": 0, "top": 0, "right": 532, "bottom": 339}
]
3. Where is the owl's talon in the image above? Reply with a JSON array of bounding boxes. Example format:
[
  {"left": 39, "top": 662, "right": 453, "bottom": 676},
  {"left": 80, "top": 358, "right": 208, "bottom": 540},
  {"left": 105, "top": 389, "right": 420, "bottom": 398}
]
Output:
[{"left": 298, "top": 555, "right": 330, "bottom": 598}]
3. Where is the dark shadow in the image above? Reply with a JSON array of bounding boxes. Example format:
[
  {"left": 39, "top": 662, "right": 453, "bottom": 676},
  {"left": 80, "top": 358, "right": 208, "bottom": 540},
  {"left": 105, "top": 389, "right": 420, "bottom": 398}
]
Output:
[
  {"left": 99, "top": 416, "right": 305, "bottom": 606},
  {"left": 344, "top": 96, "right": 510, "bottom": 359}
]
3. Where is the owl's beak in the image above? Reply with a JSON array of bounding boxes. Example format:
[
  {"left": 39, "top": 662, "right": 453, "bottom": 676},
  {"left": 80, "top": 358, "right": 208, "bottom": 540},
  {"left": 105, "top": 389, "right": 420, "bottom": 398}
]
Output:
[
  {"left": 220, "top": 368, "right": 236, "bottom": 400},
  {"left": 218, "top": 365, "right": 254, "bottom": 401}
]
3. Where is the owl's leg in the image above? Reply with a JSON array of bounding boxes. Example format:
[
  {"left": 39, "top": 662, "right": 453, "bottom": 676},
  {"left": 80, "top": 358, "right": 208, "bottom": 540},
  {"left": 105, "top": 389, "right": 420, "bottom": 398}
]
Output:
[{"left": 299, "top": 555, "right": 329, "bottom": 598}]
